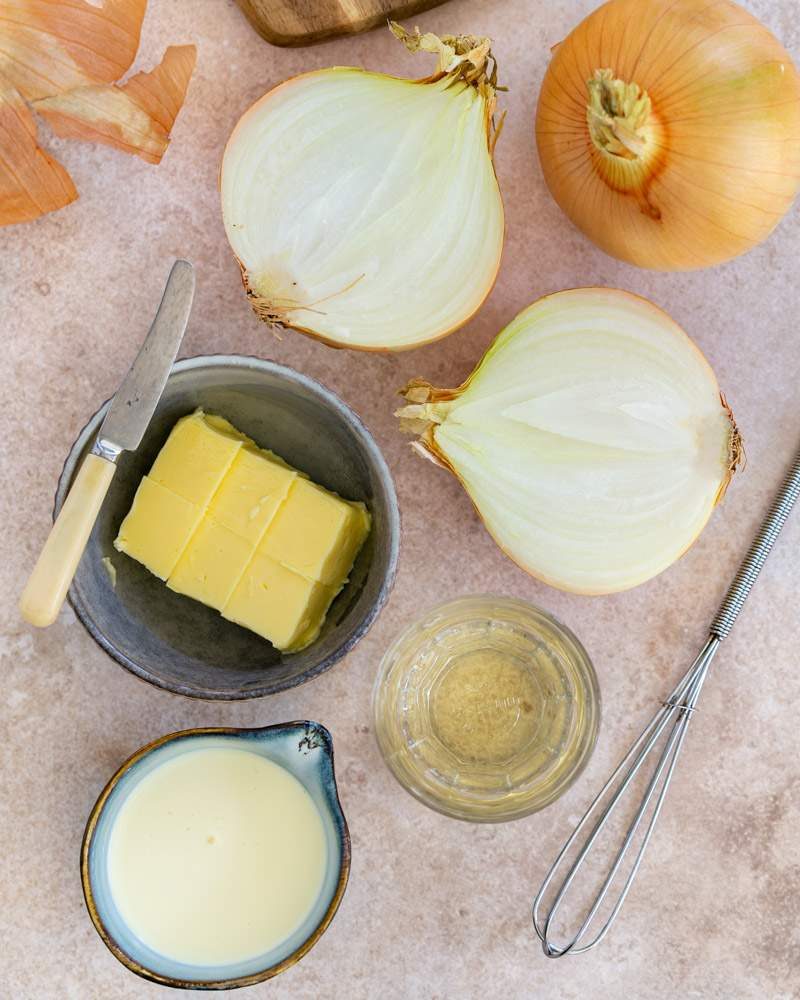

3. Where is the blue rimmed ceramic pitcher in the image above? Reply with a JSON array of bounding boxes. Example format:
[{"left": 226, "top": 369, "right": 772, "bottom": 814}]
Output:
[{"left": 81, "top": 721, "right": 349, "bottom": 990}]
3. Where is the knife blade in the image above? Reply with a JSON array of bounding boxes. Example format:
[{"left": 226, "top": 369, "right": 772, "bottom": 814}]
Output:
[
  {"left": 19, "top": 260, "right": 196, "bottom": 628},
  {"left": 96, "top": 259, "right": 195, "bottom": 456}
]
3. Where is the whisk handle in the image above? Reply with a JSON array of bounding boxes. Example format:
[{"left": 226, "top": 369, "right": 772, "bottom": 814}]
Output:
[{"left": 710, "top": 444, "right": 800, "bottom": 640}]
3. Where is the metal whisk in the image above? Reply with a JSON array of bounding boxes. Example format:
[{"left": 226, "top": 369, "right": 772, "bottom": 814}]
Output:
[{"left": 533, "top": 441, "right": 800, "bottom": 957}]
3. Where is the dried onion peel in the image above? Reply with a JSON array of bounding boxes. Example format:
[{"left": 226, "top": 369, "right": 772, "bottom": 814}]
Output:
[
  {"left": 535, "top": 0, "right": 800, "bottom": 271},
  {"left": 220, "top": 25, "right": 505, "bottom": 351},
  {"left": 0, "top": 0, "right": 195, "bottom": 226},
  {"left": 34, "top": 45, "right": 197, "bottom": 165},
  {"left": 0, "top": 80, "right": 77, "bottom": 226},
  {"left": 0, "top": 0, "right": 147, "bottom": 101},
  {"left": 398, "top": 288, "right": 742, "bottom": 595}
]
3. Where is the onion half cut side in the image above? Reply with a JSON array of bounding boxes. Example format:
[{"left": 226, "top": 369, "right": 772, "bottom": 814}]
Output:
[
  {"left": 220, "top": 27, "right": 505, "bottom": 351},
  {"left": 398, "top": 288, "right": 742, "bottom": 594}
]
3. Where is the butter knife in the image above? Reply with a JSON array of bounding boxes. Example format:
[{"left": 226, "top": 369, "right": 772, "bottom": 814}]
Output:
[{"left": 20, "top": 259, "right": 196, "bottom": 628}]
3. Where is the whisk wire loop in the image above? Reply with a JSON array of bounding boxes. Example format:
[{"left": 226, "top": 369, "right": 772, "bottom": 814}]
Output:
[{"left": 533, "top": 638, "right": 718, "bottom": 956}]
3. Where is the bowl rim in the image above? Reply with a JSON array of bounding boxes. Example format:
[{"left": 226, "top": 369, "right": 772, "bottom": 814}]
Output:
[
  {"left": 80, "top": 720, "right": 351, "bottom": 991},
  {"left": 371, "top": 593, "right": 601, "bottom": 823},
  {"left": 58, "top": 354, "right": 400, "bottom": 700}
]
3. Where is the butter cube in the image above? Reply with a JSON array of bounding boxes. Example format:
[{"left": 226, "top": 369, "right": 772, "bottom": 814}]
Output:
[
  {"left": 208, "top": 447, "right": 296, "bottom": 545},
  {"left": 223, "top": 551, "right": 335, "bottom": 651},
  {"left": 115, "top": 407, "right": 371, "bottom": 654},
  {"left": 167, "top": 518, "right": 255, "bottom": 611},
  {"left": 114, "top": 477, "right": 203, "bottom": 580},
  {"left": 259, "top": 478, "right": 370, "bottom": 586},
  {"left": 149, "top": 411, "right": 243, "bottom": 506}
]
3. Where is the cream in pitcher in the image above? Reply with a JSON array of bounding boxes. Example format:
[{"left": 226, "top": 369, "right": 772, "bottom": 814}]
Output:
[{"left": 106, "top": 746, "right": 328, "bottom": 966}]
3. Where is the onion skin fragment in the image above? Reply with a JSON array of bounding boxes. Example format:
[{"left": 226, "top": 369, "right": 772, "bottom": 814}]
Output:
[
  {"left": 34, "top": 45, "right": 197, "bottom": 165},
  {"left": 535, "top": 0, "right": 800, "bottom": 271},
  {"left": 0, "top": 2, "right": 195, "bottom": 226},
  {"left": 0, "top": 81, "right": 77, "bottom": 227},
  {"left": 398, "top": 287, "right": 743, "bottom": 595},
  {"left": 220, "top": 27, "right": 505, "bottom": 352},
  {"left": 0, "top": 0, "right": 147, "bottom": 101}
]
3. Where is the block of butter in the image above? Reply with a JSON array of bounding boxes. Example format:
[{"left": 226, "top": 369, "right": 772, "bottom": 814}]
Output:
[{"left": 114, "top": 410, "right": 370, "bottom": 652}]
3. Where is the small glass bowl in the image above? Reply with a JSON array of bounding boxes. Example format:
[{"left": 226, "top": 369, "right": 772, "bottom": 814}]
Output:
[{"left": 372, "top": 595, "right": 600, "bottom": 822}]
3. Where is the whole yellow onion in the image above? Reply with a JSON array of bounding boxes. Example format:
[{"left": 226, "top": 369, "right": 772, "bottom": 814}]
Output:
[{"left": 535, "top": 0, "right": 800, "bottom": 270}]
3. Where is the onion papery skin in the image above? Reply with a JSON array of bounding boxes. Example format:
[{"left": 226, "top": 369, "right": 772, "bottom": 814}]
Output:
[
  {"left": 399, "top": 288, "right": 742, "bottom": 595},
  {"left": 535, "top": 0, "right": 800, "bottom": 271},
  {"left": 221, "top": 48, "right": 504, "bottom": 351}
]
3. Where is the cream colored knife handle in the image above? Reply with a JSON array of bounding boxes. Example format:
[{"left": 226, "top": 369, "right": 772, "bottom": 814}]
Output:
[{"left": 19, "top": 453, "right": 116, "bottom": 627}]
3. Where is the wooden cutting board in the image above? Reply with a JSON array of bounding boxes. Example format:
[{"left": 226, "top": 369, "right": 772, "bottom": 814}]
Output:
[{"left": 234, "top": 0, "right": 451, "bottom": 46}]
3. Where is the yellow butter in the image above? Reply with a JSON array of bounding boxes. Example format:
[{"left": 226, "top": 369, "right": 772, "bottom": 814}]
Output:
[
  {"left": 115, "top": 409, "right": 371, "bottom": 652},
  {"left": 149, "top": 410, "right": 243, "bottom": 506},
  {"left": 167, "top": 518, "right": 255, "bottom": 610},
  {"left": 209, "top": 447, "right": 296, "bottom": 545},
  {"left": 223, "top": 551, "right": 335, "bottom": 652},
  {"left": 260, "top": 478, "right": 370, "bottom": 586},
  {"left": 114, "top": 477, "right": 203, "bottom": 580}
]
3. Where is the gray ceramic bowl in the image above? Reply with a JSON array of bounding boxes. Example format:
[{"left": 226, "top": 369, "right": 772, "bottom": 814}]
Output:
[{"left": 58, "top": 356, "right": 399, "bottom": 699}]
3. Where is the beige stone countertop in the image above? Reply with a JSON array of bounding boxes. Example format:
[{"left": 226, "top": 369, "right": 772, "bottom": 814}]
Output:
[{"left": 2, "top": 1, "right": 799, "bottom": 997}]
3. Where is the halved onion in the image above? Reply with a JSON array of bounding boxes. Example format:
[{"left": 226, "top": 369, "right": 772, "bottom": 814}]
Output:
[
  {"left": 398, "top": 288, "right": 742, "bottom": 594},
  {"left": 220, "top": 26, "right": 505, "bottom": 351}
]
